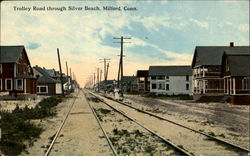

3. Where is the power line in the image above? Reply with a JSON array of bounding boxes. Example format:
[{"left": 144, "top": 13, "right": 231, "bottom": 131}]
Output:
[{"left": 113, "top": 36, "right": 131, "bottom": 97}]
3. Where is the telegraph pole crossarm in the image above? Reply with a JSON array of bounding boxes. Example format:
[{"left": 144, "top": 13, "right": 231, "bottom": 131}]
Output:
[{"left": 113, "top": 36, "right": 131, "bottom": 98}]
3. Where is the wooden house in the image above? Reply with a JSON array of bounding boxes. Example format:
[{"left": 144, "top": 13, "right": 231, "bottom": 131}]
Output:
[
  {"left": 121, "top": 76, "right": 137, "bottom": 93},
  {"left": 191, "top": 42, "right": 249, "bottom": 102},
  {"left": 221, "top": 49, "right": 250, "bottom": 105},
  {"left": 33, "top": 66, "right": 61, "bottom": 96},
  {"left": 136, "top": 70, "right": 150, "bottom": 93},
  {"left": 149, "top": 66, "right": 192, "bottom": 95},
  {"left": 0, "top": 46, "right": 36, "bottom": 99}
]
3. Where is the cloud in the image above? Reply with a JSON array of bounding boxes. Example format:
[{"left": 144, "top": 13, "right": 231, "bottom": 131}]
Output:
[
  {"left": 190, "top": 18, "right": 209, "bottom": 29},
  {"left": 26, "top": 42, "right": 41, "bottom": 50}
]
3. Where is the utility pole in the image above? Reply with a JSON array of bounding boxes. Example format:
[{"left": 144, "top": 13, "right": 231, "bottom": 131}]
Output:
[
  {"left": 57, "top": 48, "right": 65, "bottom": 97},
  {"left": 113, "top": 36, "right": 131, "bottom": 97},
  {"left": 97, "top": 67, "right": 100, "bottom": 92},
  {"left": 100, "top": 69, "right": 102, "bottom": 83},
  {"left": 100, "top": 58, "right": 111, "bottom": 81},
  {"left": 66, "top": 61, "right": 69, "bottom": 82},
  {"left": 106, "top": 63, "right": 109, "bottom": 80}
]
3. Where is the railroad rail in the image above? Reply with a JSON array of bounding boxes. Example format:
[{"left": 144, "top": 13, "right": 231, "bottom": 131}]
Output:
[
  {"left": 44, "top": 90, "right": 80, "bottom": 156},
  {"left": 87, "top": 90, "right": 250, "bottom": 155},
  {"left": 85, "top": 90, "right": 194, "bottom": 156},
  {"left": 82, "top": 90, "right": 118, "bottom": 156}
]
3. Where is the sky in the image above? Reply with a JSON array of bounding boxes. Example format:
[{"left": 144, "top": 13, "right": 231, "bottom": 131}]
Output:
[{"left": 1, "top": 0, "right": 249, "bottom": 87}]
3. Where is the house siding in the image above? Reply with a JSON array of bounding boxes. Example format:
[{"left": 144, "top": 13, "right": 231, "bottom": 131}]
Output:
[{"left": 150, "top": 76, "right": 192, "bottom": 95}]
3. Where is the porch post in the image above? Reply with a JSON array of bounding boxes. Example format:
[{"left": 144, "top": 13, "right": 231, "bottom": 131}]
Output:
[
  {"left": 24, "top": 79, "right": 26, "bottom": 93},
  {"left": 203, "top": 80, "right": 206, "bottom": 93},
  {"left": 233, "top": 78, "right": 236, "bottom": 95}
]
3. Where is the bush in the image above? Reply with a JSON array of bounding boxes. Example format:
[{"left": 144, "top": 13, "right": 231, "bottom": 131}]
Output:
[{"left": 0, "top": 96, "right": 64, "bottom": 155}]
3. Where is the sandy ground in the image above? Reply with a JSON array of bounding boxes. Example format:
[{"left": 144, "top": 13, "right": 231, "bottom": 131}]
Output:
[
  {"left": 0, "top": 96, "right": 47, "bottom": 111},
  {"left": 123, "top": 95, "right": 250, "bottom": 150},
  {"left": 93, "top": 92, "right": 249, "bottom": 155},
  {"left": 19, "top": 90, "right": 112, "bottom": 156},
  {"left": 86, "top": 92, "right": 179, "bottom": 156}
]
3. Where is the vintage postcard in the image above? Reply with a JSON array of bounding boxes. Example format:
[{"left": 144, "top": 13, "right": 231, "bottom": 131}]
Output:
[{"left": 0, "top": 0, "right": 249, "bottom": 155}]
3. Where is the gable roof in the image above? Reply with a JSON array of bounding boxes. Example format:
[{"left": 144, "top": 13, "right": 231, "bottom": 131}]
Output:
[
  {"left": 45, "top": 69, "right": 56, "bottom": 77},
  {"left": 33, "top": 66, "right": 59, "bottom": 83},
  {"left": 227, "top": 55, "right": 250, "bottom": 77},
  {"left": 191, "top": 46, "right": 249, "bottom": 67},
  {"left": 136, "top": 70, "right": 149, "bottom": 77},
  {"left": 0, "top": 46, "right": 25, "bottom": 63},
  {"left": 149, "top": 66, "right": 192, "bottom": 76},
  {"left": 122, "top": 76, "right": 137, "bottom": 83}
]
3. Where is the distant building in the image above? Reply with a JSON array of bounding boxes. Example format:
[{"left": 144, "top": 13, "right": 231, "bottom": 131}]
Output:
[
  {"left": 122, "top": 76, "right": 137, "bottom": 93},
  {"left": 33, "top": 66, "right": 61, "bottom": 95},
  {"left": 149, "top": 66, "right": 192, "bottom": 95},
  {"left": 136, "top": 70, "right": 150, "bottom": 93},
  {"left": 0, "top": 46, "right": 36, "bottom": 99},
  {"left": 191, "top": 42, "right": 249, "bottom": 102},
  {"left": 221, "top": 49, "right": 250, "bottom": 105}
]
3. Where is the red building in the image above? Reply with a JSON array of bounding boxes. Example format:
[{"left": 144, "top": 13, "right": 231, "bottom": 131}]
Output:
[
  {"left": 191, "top": 42, "right": 249, "bottom": 102},
  {"left": 0, "top": 46, "right": 36, "bottom": 99},
  {"left": 221, "top": 50, "right": 250, "bottom": 105}
]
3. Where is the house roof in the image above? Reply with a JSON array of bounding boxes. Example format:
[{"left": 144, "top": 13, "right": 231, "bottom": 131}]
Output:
[
  {"left": 149, "top": 66, "right": 192, "bottom": 76},
  {"left": 16, "top": 74, "right": 36, "bottom": 79},
  {"left": 0, "top": 46, "right": 25, "bottom": 63},
  {"left": 227, "top": 55, "right": 250, "bottom": 76},
  {"left": 122, "top": 76, "right": 137, "bottom": 83},
  {"left": 191, "top": 46, "right": 249, "bottom": 67},
  {"left": 136, "top": 70, "right": 148, "bottom": 77},
  {"left": 33, "top": 66, "right": 59, "bottom": 83},
  {"left": 45, "top": 69, "right": 56, "bottom": 77}
]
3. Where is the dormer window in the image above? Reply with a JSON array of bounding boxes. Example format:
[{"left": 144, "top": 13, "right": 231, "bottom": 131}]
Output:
[{"left": 226, "top": 59, "right": 229, "bottom": 71}]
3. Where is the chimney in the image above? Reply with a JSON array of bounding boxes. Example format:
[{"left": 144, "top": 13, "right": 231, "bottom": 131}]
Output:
[{"left": 230, "top": 42, "right": 234, "bottom": 47}]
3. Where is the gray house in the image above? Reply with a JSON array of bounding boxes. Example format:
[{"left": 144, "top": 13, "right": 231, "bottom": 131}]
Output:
[
  {"left": 149, "top": 66, "right": 192, "bottom": 95},
  {"left": 33, "top": 66, "right": 61, "bottom": 95},
  {"left": 191, "top": 42, "right": 249, "bottom": 101}
]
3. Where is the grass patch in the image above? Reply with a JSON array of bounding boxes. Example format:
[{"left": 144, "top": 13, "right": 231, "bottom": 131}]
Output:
[
  {"left": 87, "top": 97, "right": 100, "bottom": 103},
  {"left": 143, "top": 94, "right": 193, "bottom": 100},
  {"left": 0, "top": 96, "right": 64, "bottom": 155}
]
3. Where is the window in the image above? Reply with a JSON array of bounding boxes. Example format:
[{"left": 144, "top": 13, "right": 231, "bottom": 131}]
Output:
[
  {"left": 151, "top": 76, "right": 156, "bottom": 80},
  {"left": 152, "top": 83, "right": 156, "bottom": 89},
  {"left": 5, "top": 79, "right": 12, "bottom": 90},
  {"left": 157, "top": 75, "right": 165, "bottom": 80},
  {"left": 186, "top": 75, "right": 189, "bottom": 81},
  {"left": 226, "top": 59, "right": 230, "bottom": 71},
  {"left": 0, "top": 79, "right": 2, "bottom": 91},
  {"left": 166, "top": 76, "right": 169, "bottom": 81},
  {"left": 242, "top": 78, "right": 250, "bottom": 90},
  {"left": 186, "top": 84, "right": 190, "bottom": 90},
  {"left": 166, "top": 84, "right": 169, "bottom": 90},
  {"left": 0, "top": 64, "right": 2, "bottom": 74},
  {"left": 139, "top": 77, "right": 144, "bottom": 82},
  {"left": 16, "top": 79, "right": 23, "bottom": 90},
  {"left": 158, "top": 83, "right": 165, "bottom": 90},
  {"left": 37, "top": 86, "right": 48, "bottom": 93}
]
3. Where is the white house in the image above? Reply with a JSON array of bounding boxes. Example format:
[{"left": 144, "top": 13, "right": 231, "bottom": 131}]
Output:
[{"left": 149, "top": 66, "right": 192, "bottom": 95}]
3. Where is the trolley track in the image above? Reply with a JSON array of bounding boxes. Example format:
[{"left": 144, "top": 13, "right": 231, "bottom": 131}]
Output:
[
  {"left": 45, "top": 90, "right": 80, "bottom": 156},
  {"left": 87, "top": 90, "right": 250, "bottom": 156},
  {"left": 84, "top": 90, "right": 192, "bottom": 156}
]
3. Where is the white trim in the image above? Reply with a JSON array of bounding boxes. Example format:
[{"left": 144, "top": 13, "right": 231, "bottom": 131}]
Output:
[
  {"left": 5, "top": 79, "right": 12, "bottom": 90},
  {"left": 24, "top": 79, "right": 27, "bottom": 93},
  {"left": 233, "top": 78, "right": 236, "bottom": 95},
  {"left": 16, "top": 79, "right": 23, "bottom": 90},
  {"left": 14, "top": 63, "right": 16, "bottom": 77},
  {"left": 37, "top": 85, "right": 48, "bottom": 93},
  {"left": 0, "top": 79, "right": 2, "bottom": 91}
]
